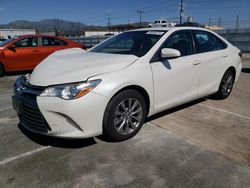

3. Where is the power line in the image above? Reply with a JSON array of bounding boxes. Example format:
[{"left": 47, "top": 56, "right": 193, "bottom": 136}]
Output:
[{"left": 78, "top": 0, "right": 177, "bottom": 24}]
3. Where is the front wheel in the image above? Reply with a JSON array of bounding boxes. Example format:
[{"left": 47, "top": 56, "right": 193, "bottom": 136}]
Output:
[
  {"left": 214, "top": 69, "right": 235, "bottom": 99},
  {"left": 103, "top": 90, "right": 147, "bottom": 141}
]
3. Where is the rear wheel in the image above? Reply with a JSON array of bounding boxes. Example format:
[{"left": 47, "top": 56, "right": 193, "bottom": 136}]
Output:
[
  {"left": 214, "top": 69, "right": 235, "bottom": 99},
  {"left": 103, "top": 90, "right": 147, "bottom": 141},
  {"left": 0, "top": 63, "right": 4, "bottom": 77}
]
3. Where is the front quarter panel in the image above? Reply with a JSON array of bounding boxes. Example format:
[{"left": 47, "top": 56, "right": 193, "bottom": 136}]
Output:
[{"left": 90, "top": 58, "right": 154, "bottom": 113}]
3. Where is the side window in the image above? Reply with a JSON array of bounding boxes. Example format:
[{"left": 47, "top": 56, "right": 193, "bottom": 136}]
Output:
[
  {"left": 194, "top": 31, "right": 227, "bottom": 53},
  {"left": 42, "top": 37, "right": 66, "bottom": 46},
  {"left": 162, "top": 31, "right": 194, "bottom": 56},
  {"left": 15, "top": 37, "right": 38, "bottom": 48}
]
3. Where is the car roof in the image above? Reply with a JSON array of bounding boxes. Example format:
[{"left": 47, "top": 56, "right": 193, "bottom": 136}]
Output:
[
  {"left": 18, "top": 34, "right": 63, "bottom": 38},
  {"left": 134, "top": 26, "right": 210, "bottom": 32}
]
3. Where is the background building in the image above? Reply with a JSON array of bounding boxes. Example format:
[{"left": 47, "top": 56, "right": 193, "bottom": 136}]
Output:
[{"left": 0, "top": 29, "right": 36, "bottom": 39}]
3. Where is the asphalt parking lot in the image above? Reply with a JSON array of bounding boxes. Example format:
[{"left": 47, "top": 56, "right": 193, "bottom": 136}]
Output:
[{"left": 0, "top": 55, "right": 250, "bottom": 188}]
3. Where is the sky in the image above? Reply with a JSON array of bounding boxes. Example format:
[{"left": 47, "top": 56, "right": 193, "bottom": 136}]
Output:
[{"left": 0, "top": 0, "right": 249, "bottom": 27}]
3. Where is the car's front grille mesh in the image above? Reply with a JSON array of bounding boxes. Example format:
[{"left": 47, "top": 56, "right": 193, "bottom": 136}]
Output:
[
  {"left": 19, "top": 102, "right": 49, "bottom": 133},
  {"left": 15, "top": 81, "right": 51, "bottom": 133}
]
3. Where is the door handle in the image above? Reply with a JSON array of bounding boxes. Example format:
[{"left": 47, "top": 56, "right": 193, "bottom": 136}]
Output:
[
  {"left": 223, "top": 54, "right": 228, "bottom": 58},
  {"left": 192, "top": 60, "right": 201, "bottom": 66}
]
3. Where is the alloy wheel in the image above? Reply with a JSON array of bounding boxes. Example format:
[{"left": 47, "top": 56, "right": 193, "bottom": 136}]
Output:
[
  {"left": 113, "top": 98, "right": 143, "bottom": 135},
  {"left": 221, "top": 71, "right": 234, "bottom": 96}
]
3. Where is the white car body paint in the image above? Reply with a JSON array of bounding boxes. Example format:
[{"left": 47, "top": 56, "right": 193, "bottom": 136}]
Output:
[
  {"left": 17, "top": 27, "right": 242, "bottom": 138},
  {"left": 30, "top": 48, "right": 138, "bottom": 86}
]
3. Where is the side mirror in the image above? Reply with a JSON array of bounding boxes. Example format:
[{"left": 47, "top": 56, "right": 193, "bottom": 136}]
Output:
[
  {"left": 8, "top": 44, "right": 16, "bottom": 50},
  {"left": 161, "top": 48, "right": 181, "bottom": 59}
]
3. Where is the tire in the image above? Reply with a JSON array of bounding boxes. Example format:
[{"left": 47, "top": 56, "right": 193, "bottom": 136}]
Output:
[
  {"left": 103, "top": 90, "right": 147, "bottom": 141},
  {"left": 0, "top": 63, "right": 4, "bottom": 77},
  {"left": 213, "top": 69, "right": 235, "bottom": 99}
]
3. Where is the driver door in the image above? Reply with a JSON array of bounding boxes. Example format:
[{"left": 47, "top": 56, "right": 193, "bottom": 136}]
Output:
[
  {"left": 150, "top": 30, "right": 201, "bottom": 110},
  {"left": 5, "top": 37, "right": 38, "bottom": 71}
]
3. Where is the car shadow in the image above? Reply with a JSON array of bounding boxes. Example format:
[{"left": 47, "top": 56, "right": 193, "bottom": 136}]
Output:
[
  {"left": 146, "top": 98, "right": 206, "bottom": 122},
  {"left": 241, "top": 68, "right": 250, "bottom": 73},
  {"left": 161, "top": 60, "right": 172, "bottom": 70},
  {"left": 98, "top": 98, "right": 207, "bottom": 143},
  {"left": 18, "top": 124, "right": 97, "bottom": 148},
  {"left": 18, "top": 97, "right": 212, "bottom": 145}
]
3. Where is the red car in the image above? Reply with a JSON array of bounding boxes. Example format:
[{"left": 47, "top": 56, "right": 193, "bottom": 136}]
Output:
[{"left": 0, "top": 35, "right": 86, "bottom": 76}]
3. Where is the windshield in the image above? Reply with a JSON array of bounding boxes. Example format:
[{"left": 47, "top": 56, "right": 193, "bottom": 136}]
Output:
[
  {"left": 0, "top": 38, "right": 16, "bottom": 47},
  {"left": 90, "top": 30, "right": 166, "bottom": 57}
]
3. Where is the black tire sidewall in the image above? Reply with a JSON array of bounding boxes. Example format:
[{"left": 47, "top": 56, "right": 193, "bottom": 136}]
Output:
[{"left": 103, "top": 89, "right": 147, "bottom": 141}]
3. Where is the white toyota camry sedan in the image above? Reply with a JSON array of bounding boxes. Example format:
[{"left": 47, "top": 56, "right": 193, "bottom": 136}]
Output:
[{"left": 13, "top": 27, "right": 242, "bottom": 141}]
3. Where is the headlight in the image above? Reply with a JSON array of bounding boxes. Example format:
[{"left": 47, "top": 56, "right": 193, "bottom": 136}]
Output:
[{"left": 40, "top": 80, "right": 101, "bottom": 100}]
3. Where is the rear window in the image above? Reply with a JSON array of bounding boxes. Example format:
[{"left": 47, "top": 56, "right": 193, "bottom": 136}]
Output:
[
  {"left": 194, "top": 31, "right": 227, "bottom": 53},
  {"left": 42, "top": 37, "right": 67, "bottom": 46}
]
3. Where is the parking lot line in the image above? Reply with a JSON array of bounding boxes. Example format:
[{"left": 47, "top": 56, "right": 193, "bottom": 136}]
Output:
[
  {"left": 198, "top": 103, "right": 250, "bottom": 120},
  {"left": 0, "top": 117, "right": 18, "bottom": 123},
  {"left": 0, "top": 107, "right": 12, "bottom": 112},
  {"left": 0, "top": 146, "right": 50, "bottom": 166}
]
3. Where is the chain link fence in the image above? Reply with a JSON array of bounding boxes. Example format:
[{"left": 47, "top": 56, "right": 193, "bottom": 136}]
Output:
[{"left": 216, "top": 28, "right": 250, "bottom": 53}]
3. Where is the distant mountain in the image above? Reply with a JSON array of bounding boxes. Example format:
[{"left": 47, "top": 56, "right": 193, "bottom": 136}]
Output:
[
  {"left": 0, "top": 19, "right": 149, "bottom": 33},
  {"left": 0, "top": 19, "right": 104, "bottom": 32}
]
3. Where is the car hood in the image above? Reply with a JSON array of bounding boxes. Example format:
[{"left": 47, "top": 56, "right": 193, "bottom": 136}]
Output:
[{"left": 29, "top": 48, "right": 138, "bottom": 86}]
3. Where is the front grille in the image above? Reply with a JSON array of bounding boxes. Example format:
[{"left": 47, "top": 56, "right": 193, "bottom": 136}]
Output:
[
  {"left": 19, "top": 102, "right": 50, "bottom": 133},
  {"left": 14, "top": 77, "right": 51, "bottom": 133}
]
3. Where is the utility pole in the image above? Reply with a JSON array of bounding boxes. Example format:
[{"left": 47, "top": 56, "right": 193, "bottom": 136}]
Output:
[
  {"left": 54, "top": 26, "right": 58, "bottom": 36},
  {"left": 137, "top": 10, "right": 144, "bottom": 26},
  {"left": 106, "top": 13, "right": 111, "bottom": 34},
  {"left": 179, "top": 0, "right": 184, "bottom": 24},
  {"left": 108, "top": 15, "right": 111, "bottom": 33},
  {"left": 218, "top": 17, "right": 221, "bottom": 27},
  {"left": 77, "top": 19, "right": 80, "bottom": 36},
  {"left": 235, "top": 14, "right": 239, "bottom": 29},
  {"left": 208, "top": 18, "right": 211, "bottom": 27},
  {"left": 75, "top": 21, "right": 78, "bottom": 37}
]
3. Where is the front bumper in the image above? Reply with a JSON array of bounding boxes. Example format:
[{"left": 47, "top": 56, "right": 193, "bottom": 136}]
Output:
[{"left": 13, "top": 77, "right": 109, "bottom": 138}]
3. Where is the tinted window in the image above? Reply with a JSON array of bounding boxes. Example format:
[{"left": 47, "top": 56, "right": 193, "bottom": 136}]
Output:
[
  {"left": 15, "top": 37, "right": 38, "bottom": 47},
  {"left": 162, "top": 31, "right": 194, "bottom": 56},
  {"left": 42, "top": 37, "right": 67, "bottom": 46},
  {"left": 194, "top": 31, "right": 227, "bottom": 53},
  {"left": 90, "top": 31, "right": 166, "bottom": 57},
  {"left": 0, "top": 38, "right": 15, "bottom": 47}
]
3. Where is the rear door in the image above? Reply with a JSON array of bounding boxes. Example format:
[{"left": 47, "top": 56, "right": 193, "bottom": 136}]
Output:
[
  {"left": 192, "top": 30, "right": 228, "bottom": 96},
  {"left": 4, "top": 37, "right": 38, "bottom": 71},
  {"left": 150, "top": 30, "right": 201, "bottom": 110}
]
